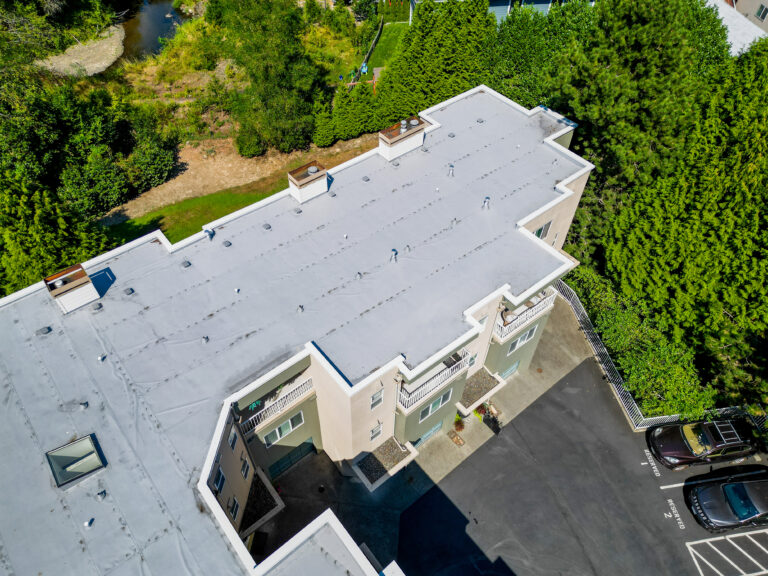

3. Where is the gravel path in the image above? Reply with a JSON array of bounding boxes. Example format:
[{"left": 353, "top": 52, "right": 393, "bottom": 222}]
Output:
[{"left": 36, "top": 25, "right": 125, "bottom": 76}]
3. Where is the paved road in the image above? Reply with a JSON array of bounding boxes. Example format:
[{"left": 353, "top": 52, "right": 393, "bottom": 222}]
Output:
[{"left": 397, "top": 359, "right": 760, "bottom": 576}]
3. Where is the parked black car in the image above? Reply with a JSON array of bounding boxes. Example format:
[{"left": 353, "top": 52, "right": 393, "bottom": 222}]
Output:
[
  {"left": 689, "top": 477, "right": 768, "bottom": 532},
  {"left": 647, "top": 419, "right": 757, "bottom": 470}
]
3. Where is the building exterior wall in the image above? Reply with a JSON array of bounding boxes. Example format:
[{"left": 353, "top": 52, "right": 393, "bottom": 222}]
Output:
[
  {"left": 247, "top": 395, "right": 322, "bottom": 478},
  {"left": 207, "top": 415, "right": 255, "bottom": 533},
  {"left": 484, "top": 312, "right": 551, "bottom": 379},
  {"left": 523, "top": 170, "right": 588, "bottom": 252},
  {"left": 734, "top": 0, "right": 768, "bottom": 31},
  {"left": 309, "top": 359, "right": 356, "bottom": 463},
  {"left": 347, "top": 364, "right": 401, "bottom": 457},
  {"left": 395, "top": 371, "right": 468, "bottom": 444},
  {"left": 467, "top": 296, "right": 504, "bottom": 377}
]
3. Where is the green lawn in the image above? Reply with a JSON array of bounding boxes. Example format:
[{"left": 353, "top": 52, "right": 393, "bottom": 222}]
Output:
[
  {"left": 367, "top": 23, "right": 408, "bottom": 71},
  {"left": 103, "top": 176, "right": 288, "bottom": 246}
]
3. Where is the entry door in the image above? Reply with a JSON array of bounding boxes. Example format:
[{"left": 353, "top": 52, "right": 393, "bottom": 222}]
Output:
[
  {"left": 414, "top": 421, "right": 443, "bottom": 449},
  {"left": 501, "top": 360, "right": 520, "bottom": 379}
]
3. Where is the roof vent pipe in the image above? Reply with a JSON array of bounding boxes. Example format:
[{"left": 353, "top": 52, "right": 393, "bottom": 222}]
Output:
[
  {"left": 204, "top": 229, "right": 215, "bottom": 240},
  {"left": 84, "top": 518, "right": 94, "bottom": 530},
  {"left": 356, "top": 272, "right": 362, "bottom": 280},
  {"left": 400, "top": 120, "right": 407, "bottom": 134},
  {"left": 390, "top": 249, "right": 398, "bottom": 263},
  {"left": 448, "top": 163, "right": 454, "bottom": 177},
  {"left": 482, "top": 196, "right": 490, "bottom": 209}
]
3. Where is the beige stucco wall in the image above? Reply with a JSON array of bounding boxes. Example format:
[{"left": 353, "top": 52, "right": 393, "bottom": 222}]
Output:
[
  {"left": 467, "top": 296, "right": 504, "bottom": 376},
  {"left": 733, "top": 0, "right": 768, "bottom": 31},
  {"left": 207, "top": 415, "right": 254, "bottom": 533},
  {"left": 523, "top": 169, "right": 590, "bottom": 252}
]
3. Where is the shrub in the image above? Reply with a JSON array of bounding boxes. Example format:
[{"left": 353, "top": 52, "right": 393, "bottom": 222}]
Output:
[{"left": 235, "top": 126, "right": 267, "bottom": 157}]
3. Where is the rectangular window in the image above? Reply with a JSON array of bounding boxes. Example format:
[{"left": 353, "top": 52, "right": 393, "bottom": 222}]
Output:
[
  {"left": 264, "top": 411, "right": 305, "bottom": 448},
  {"left": 370, "top": 422, "right": 382, "bottom": 441},
  {"left": 213, "top": 466, "right": 225, "bottom": 493},
  {"left": 534, "top": 221, "right": 552, "bottom": 239},
  {"left": 227, "top": 427, "right": 237, "bottom": 451},
  {"left": 507, "top": 325, "right": 537, "bottom": 356},
  {"left": 371, "top": 389, "right": 384, "bottom": 410},
  {"left": 229, "top": 497, "right": 240, "bottom": 521},
  {"left": 241, "top": 459, "right": 250, "bottom": 479},
  {"left": 757, "top": 4, "right": 768, "bottom": 19},
  {"left": 419, "top": 389, "right": 452, "bottom": 422}
]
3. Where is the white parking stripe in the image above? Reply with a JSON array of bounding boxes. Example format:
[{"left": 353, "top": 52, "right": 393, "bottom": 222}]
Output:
[
  {"left": 688, "top": 529, "right": 768, "bottom": 576},
  {"left": 661, "top": 471, "right": 766, "bottom": 490},
  {"left": 707, "top": 541, "right": 746, "bottom": 574}
]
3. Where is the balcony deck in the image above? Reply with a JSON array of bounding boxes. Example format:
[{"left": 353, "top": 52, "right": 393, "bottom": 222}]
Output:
[{"left": 398, "top": 350, "right": 470, "bottom": 410}]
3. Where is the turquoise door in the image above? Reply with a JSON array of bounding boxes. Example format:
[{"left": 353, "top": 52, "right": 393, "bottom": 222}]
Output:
[
  {"left": 501, "top": 360, "right": 520, "bottom": 379},
  {"left": 414, "top": 421, "right": 443, "bottom": 449}
]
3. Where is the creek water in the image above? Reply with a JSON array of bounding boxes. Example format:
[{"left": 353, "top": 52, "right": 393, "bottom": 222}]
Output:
[{"left": 121, "top": 0, "right": 187, "bottom": 60}]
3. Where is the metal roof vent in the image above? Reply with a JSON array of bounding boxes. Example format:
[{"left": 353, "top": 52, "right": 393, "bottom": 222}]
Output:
[
  {"left": 362, "top": 176, "right": 370, "bottom": 182},
  {"left": 204, "top": 229, "right": 215, "bottom": 240},
  {"left": 390, "top": 248, "right": 398, "bottom": 263},
  {"left": 448, "top": 163, "right": 454, "bottom": 177},
  {"left": 308, "top": 165, "right": 319, "bottom": 175},
  {"left": 329, "top": 191, "right": 337, "bottom": 197},
  {"left": 46, "top": 434, "right": 107, "bottom": 488},
  {"left": 294, "top": 207, "right": 302, "bottom": 215},
  {"left": 36, "top": 326, "right": 52, "bottom": 336},
  {"left": 400, "top": 120, "right": 407, "bottom": 134},
  {"left": 477, "top": 118, "right": 484, "bottom": 124},
  {"left": 91, "top": 302, "right": 103, "bottom": 312},
  {"left": 123, "top": 287, "right": 134, "bottom": 296},
  {"left": 409, "top": 118, "right": 419, "bottom": 127},
  {"left": 392, "top": 160, "right": 400, "bottom": 167},
  {"left": 448, "top": 132, "right": 455, "bottom": 138},
  {"left": 482, "top": 196, "right": 490, "bottom": 209},
  {"left": 263, "top": 223, "right": 272, "bottom": 231},
  {"left": 356, "top": 272, "right": 363, "bottom": 280},
  {"left": 222, "top": 240, "right": 232, "bottom": 247},
  {"left": 181, "top": 260, "right": 191, "bottom": 268}
]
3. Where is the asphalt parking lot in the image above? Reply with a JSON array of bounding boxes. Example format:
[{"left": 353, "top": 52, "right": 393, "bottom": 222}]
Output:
[{"left": 397, "top": 358, "right": 767, "bottom": 576}]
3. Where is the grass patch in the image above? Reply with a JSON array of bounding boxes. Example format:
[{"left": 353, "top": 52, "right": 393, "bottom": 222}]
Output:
[
  {"left": 367, "top": 23, "right": 408, "bottom": 70},
  {"left": 104, "top": 175, "right": 288, "bottom": 245},
  {"left": 303, "top": 25, "right": 360, "bottom": 84}
]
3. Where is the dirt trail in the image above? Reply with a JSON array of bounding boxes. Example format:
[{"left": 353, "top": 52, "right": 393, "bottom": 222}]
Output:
[{"left": 105, "top": 133, "right": 378, "bottom": 222}]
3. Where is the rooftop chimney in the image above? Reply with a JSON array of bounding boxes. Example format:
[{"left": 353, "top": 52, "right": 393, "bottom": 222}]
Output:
[
  {"left": 378, "top": 116, "right": 428, "bottom": 162},
  {"left": 288, "top": 161, "right": 328, "bottom": 203},
  {"left": 44, "top": 264, "right": 101, "bottom": 314}
]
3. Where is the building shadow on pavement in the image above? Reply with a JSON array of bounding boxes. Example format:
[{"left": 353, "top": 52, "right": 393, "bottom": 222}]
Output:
[{"left": 251, "top": 451, "right": 514, "bottom": 575}]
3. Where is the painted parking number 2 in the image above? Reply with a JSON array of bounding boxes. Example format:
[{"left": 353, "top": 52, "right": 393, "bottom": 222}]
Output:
[{"left": 664, "top": 499, "right": 686, "bottom": 530}]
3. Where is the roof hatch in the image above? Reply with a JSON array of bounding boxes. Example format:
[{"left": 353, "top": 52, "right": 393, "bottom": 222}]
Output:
[
  {"left": 44, "top": 264, "right": 100, "bottom": 314},
  {"left": 46, "top": 434, "right": 106, "bottom": 488}
]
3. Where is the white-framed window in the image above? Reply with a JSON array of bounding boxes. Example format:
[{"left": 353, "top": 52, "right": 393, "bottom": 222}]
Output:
[
  {"left": 213, "top": 466, "right": 225, "bottom": 493},
  {"left": 229, "top": 497, "right": 240, "bottom": 521},
  {"left": 419, "top": 389, "right": 452, "bottom": 423},
  {"left": 534, "top": 221, "right": 552, "bottom": 239},
  {"left": 507, "top": 325, "right": 537, "bottom": 355},
  {"left": 227, "top": 427, "right": 237, "bottom": 451},
  {"left": 757, "top": 4, "right": 768, "bottom": 19},
  {"left": 264, "top": 411, "right": 304, "bottom": 448},
  {"left": 241, "top": 459, "right": 250, "bottom": 479},
  {"left": 370, "top": 422, "right": 382, "bottom": 441},
  {"left": 370, "top": 389, "right": 384, "bottom": 410}
]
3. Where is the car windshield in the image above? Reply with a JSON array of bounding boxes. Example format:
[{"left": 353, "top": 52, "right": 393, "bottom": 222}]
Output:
[
  {"left": 724, "top": 483, "right": 760, "bottom": 521},
  {"left": 682, "top": 424, "right": 712, "bottom": 456}
]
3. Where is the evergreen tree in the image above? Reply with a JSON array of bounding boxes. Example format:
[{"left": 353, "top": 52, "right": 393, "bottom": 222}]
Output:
[
  {"left": 312, "top": 99, "right": 336, "bottom": 147},
  {"left": 0, "top": 173, "right": 107, "bottom": 294}
]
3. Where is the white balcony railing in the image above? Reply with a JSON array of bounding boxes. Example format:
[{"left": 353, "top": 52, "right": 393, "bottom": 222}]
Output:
[
  {"left": 398, "top": 350, "right": 470, "bottom": 410},
  {"left": 494, "top": 290, "right": 556, "bottom": 341},
  {"left": 240, "top": 377, "right": 313, "bottom": 434}
]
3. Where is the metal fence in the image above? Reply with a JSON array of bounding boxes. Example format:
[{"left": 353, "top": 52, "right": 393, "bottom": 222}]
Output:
[{"left": 554, "top": 279, "right": 765, "bottom": 432}]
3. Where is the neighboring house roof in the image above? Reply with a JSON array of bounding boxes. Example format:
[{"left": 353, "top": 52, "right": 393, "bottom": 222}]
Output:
[
  {"left": 0, "top": 86, "right": 590, "bottom": 575},
  {"left": 255, "top": 509, "right": 381, "bottom": 576},
  {"left": 707, "top": 0, "right": 766, "bottom": 53}
]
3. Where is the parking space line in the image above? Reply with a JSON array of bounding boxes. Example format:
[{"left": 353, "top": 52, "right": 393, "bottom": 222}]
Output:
[
  {"left": 747, "top": 535, "right": 768, "bottom": 557},
  {"left": 691, "top": 547, "right": 726, "bottom": 576},
  {"left": 726, "top": 538, "right": 765, "bottom": 571},
  {"left": 688, "top": 529, "right": 768, "bottom": 576},
  {"left": 661, "top": 471, "right": 766, "bottom": 491},
  {"left": 707, "top": 541, "right": 747, "bottom": 574}
]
